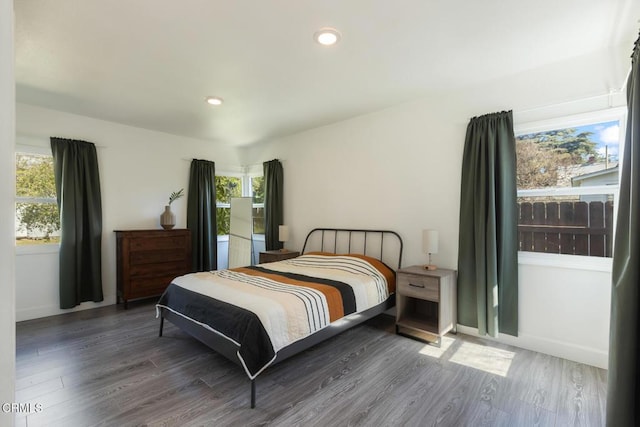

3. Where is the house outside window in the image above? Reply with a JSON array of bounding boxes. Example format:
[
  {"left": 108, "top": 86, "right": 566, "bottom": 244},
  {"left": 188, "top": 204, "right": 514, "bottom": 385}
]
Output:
[
  {"left": 515, "top": 108, "right": 625, "bottom": 259},
  {"left": 15, "top": 150, "right": 60, "bottom": 247}
]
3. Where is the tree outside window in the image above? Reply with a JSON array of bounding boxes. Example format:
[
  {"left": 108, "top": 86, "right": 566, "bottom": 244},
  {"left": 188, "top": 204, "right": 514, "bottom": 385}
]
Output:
[
  {"left": 517, "top": 127, "right": 609, "bottom": 190},
  {"left": 15, "top": 152, "right": 60, "bottom": 245},
  {"left": 215, "top": 175, "right": 242, "bottom": 235},
  {"left": 251, "top": 176, "right": 265, "bottom": 235}
]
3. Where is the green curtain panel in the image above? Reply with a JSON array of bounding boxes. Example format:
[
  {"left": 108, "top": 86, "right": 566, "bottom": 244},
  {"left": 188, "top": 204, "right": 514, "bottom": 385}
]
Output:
[
  {"left": 457, "top": 111, "right": 519, "bottom": 337},
  {"left": 50, "top": 137, "right": 103, "bottom": 309},
  {"left": 264, "top": 159, "right": 284, "bottom": 251},
  {"left": 607, "top": 32, "right": 640, "bottom": 426},
  {"left": 187, "top": 159, "right": 217, "bottom": 272}
]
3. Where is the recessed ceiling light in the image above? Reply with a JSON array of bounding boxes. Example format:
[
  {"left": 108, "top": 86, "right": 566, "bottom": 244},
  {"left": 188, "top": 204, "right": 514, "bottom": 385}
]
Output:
[
  {"left": 205, "top": 96, "right": 223, "bottom": 106},
  {"left": 314, "top": 27, "right": 341, "bottom": 46}
]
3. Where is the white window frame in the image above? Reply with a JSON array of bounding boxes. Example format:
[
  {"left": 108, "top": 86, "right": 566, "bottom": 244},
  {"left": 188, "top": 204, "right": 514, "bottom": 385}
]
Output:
[
  {"left": 514, "top": 107, "right": 626, "bottom": 271},
  {"left": 15, "top": 143, "right": 60, "bottom": 255},
  {"left": 215, "top": 170, "right": 265, "bottom": 238},
  {"left": 248, "top": 173, "right": 265, "bottom": 241},
  {"left": 215, "top": 172, "right": 243, "bottom": 238}
]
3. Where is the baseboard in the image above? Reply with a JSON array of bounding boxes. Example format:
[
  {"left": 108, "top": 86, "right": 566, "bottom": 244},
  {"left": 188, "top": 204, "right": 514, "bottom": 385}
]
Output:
[
  {"left": 456, "top": 325, "right": 608, "bottom": 369},
  {"left": 16, "top": 295, "right": 117, "bottom": 322}
]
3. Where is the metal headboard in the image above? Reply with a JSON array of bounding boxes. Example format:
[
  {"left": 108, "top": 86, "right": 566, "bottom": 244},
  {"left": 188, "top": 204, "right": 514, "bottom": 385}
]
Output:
[{"left": 301, "top": 228, "right": 403, "bottom": 270}]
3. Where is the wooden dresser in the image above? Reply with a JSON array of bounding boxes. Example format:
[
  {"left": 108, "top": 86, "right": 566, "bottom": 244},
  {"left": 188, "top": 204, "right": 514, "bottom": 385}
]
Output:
[{"left": 115, "top": 229, "right": 192, "bottom": 308}]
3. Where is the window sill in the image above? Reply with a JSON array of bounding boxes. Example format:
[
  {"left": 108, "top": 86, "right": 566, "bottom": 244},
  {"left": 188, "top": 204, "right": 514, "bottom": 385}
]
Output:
[
  {"left": 518, "top": 251, "right": 612, "bottom": 273},
  {"left": 217, "top": 234, "right": 265, "bottom": 242},
  {"left": 15, "top": 244, "right": 60, "bottom": 256}
]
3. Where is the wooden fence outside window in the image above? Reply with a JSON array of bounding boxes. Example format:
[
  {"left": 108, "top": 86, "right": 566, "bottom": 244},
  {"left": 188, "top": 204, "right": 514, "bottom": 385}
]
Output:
[{"left": 517, "top": 200, "right": 613, "bottom": 257}]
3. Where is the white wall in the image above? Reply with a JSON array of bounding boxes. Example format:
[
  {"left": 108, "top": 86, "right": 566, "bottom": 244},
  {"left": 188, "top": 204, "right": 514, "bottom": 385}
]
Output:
[
  {"left": 507, "top": 258, "right": 611, "bottom": 368},
  {"left": 1, "top": 0, "right": 16, "bottom": 424},
  {"left": 14, "top": 45, "right": 628, "bottom": 368},
  {"left": 239, "top": 48, "right": 628, "bottom": 368},
  {"left": 15, "top": 103, "right": 241, "bottom": 321}
]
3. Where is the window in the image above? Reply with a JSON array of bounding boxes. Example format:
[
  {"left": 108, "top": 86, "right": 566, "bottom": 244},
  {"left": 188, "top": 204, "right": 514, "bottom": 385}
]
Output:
[
  {"left": 215, "top": 175, "right": 242, "bottom": 235},
  {"left": 15, "top": 151, "right": 60, "bottom": 246},
  {"left": 251, "top": 176, "right": 265, "bottom": 235},
  {"left": 515, "top": 109, "right": 625, "bottom": 259},
  {"left": 215, "top": 174, "right": 265, "bottom": 236}
]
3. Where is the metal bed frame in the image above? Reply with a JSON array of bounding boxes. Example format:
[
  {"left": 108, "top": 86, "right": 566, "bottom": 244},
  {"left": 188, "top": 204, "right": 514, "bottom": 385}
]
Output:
[
  {"left": 301, "top": 228, "right": 403, "bottom": 271},
  {"left": 157, "top": 227, "right": 403, "bottom": 408}
]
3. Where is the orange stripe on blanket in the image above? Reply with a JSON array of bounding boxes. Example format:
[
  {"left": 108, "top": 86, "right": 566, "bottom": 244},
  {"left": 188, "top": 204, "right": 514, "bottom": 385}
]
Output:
[
  {"left": 233, "top": 267, "right": 345, "bottom": 321},
  {"left": 303, "top": 252, "right": 396, "bottom": 294}
]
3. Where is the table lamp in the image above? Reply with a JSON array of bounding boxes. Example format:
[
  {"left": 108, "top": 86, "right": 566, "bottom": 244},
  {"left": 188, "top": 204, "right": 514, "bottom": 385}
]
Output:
[
  {"left": 279, "top": 225, "right": 289, "bottom": 252},
  {"left": 422, "top": 229, "right": 438, "bottom": 270}
]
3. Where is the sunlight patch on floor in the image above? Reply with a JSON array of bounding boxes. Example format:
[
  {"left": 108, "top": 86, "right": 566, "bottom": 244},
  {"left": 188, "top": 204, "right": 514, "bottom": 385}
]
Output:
[
  {"left": 418, "top": 336, "right": 456, "bottom": 358},
  {"left": 449, "top": 341, "right": 515, "bottom": 377}
]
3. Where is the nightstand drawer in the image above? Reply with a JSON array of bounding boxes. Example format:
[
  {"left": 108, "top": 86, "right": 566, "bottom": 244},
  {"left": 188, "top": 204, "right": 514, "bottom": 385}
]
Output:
[{"left": 397, "top": 273, "right": 439, "bottom": 301}]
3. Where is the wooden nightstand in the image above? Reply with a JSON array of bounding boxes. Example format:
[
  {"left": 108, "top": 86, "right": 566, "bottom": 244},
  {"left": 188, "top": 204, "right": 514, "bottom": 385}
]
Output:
[
  {"left": 395, "top": 266, "right": 457, "bottom": 346},
  {"left": 259, "top": 250, "right": 300, "bottom": 264}
]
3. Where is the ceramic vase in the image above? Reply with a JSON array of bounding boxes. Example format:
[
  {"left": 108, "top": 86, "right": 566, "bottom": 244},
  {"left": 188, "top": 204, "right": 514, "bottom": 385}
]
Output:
[{"left": 160, "top": 205, "right": 176, "bottom": 230}]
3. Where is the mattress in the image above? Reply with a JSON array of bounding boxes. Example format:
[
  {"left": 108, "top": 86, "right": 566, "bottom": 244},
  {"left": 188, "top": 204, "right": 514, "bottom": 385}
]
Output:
[{"left": 156, "top": 253, "right": 396, "bottom": 379}]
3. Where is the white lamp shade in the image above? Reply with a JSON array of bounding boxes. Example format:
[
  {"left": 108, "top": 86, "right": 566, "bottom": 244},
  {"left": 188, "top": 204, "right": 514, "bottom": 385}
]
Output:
[
  {"left": 278, "top": 225, "right": 289, "bottom": 242},
  {"left": 422, "top": 230, "right": 438, "bottom": 254}
]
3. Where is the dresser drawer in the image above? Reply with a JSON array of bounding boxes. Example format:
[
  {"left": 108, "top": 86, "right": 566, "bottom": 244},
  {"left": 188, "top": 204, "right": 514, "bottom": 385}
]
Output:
[
  {"left": 397, "top": 273, "right": 439, "bottom": 301},
  {"left": 129, "top": 261, "right": 189, "bottom": 278},
  {"left": 130, "top": 248, "right": 189, "bottom": 265},
  {"left": 129, "top": 235, "right": 188, "bottom": 251}
]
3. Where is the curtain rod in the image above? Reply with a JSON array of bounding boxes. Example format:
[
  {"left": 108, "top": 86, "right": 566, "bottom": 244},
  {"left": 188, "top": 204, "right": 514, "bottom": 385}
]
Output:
[
  {"left": 515, "top": 91, "right": 622, "bottom": 115},
  {"left": 180, "top": 158, "right": 283, "bottom": 171},
  {"left": 16, "top": 141, "right": 107, "bottom": 149},
  {"left": 179, "top": 158, "right": 255, "bottom": 174},
  {"left": 516, "top": 64, "right": 632, "bottom": 115}
]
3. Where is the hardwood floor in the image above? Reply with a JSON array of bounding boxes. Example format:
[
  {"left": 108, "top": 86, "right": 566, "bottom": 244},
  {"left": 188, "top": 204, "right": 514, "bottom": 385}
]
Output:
[{"left": 15, "top": 300, "right": 607, "bottom": 426}]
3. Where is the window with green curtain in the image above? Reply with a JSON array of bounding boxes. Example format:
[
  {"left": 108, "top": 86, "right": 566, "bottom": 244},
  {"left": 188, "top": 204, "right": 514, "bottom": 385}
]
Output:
[
  {"left": 606, "top": 30, "right": 640, "bottom": 426},
  {"left": 457, "top": 111, "right": 519, "bottom": 337},
  {"left": 263, "top": 159, "right": 283, "bottom": 251},
  {"left": 50, "top": 137, "right": 103, "bottom": 309},
  {"left": 187, "top": 159, "right": 217, "bottom": 272}
]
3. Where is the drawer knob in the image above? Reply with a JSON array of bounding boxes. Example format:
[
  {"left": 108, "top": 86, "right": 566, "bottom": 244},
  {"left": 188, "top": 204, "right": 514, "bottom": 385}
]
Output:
[{"left": 409, "top": 283, "right": 425, "bottom": 289}]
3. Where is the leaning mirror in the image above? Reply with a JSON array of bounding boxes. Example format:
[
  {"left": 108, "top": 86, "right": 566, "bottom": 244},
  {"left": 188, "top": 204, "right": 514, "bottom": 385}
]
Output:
[{"left": 228, "top": 197, "right": 253, "bottom": 268}]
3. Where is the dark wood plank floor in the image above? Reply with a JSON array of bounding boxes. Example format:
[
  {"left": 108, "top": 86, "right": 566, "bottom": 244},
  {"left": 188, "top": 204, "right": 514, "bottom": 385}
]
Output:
[{"left": 15, "top": 300, "right": 607, "bottom": 426}]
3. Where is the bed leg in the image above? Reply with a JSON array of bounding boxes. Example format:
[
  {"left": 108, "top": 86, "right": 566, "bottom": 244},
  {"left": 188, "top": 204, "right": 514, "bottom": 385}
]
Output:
[
  {"left": 158, "top": 316, "right": 164, "bottom": 337},
  {"left": 250, "top": 379, "right": 256, "bottom": 408}
]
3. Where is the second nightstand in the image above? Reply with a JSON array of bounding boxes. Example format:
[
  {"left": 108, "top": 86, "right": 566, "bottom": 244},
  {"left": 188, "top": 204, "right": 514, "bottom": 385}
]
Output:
[
  {"left": 395, "top": 266, "right": 457, "bottom": 346},
  {"left": 259, "top": 250, "right": 300, "bottom": 264}
]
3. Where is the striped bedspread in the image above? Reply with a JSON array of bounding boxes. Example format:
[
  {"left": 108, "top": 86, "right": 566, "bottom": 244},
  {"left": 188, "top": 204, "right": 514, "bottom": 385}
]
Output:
[{"left": 156, "top": 253, "right": 395, "bottom": 379}]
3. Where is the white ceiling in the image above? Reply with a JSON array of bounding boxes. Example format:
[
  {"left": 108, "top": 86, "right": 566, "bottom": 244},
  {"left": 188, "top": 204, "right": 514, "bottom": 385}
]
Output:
[{"left": 14, "top": 0, "right": 640, "bottom": 147}]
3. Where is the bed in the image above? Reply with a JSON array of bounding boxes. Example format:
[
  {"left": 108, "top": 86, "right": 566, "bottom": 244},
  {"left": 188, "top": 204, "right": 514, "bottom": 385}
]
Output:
[{"left": 156, "top": 228, "right": 403, "bottom": 408}]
